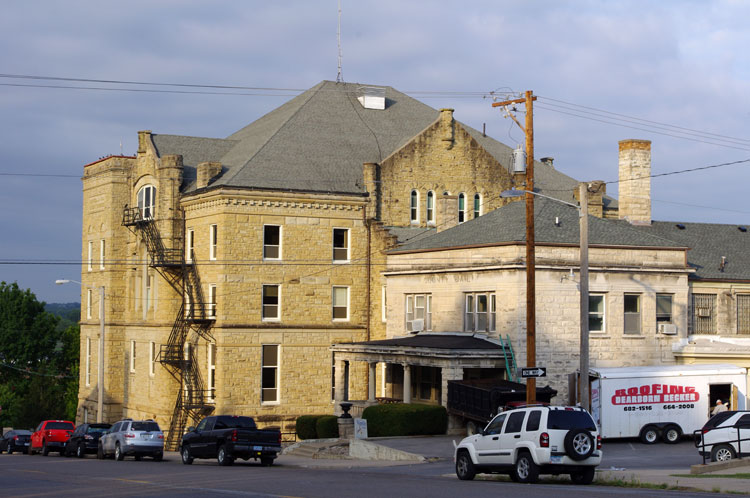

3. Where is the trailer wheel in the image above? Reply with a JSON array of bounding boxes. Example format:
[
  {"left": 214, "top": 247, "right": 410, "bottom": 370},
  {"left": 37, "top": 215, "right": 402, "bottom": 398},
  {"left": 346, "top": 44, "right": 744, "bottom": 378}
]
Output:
[
  {"left": 466, "top": 421, "right": 480, "bottom": 436},
  {"left": 662, "top": 425, "right": 681, "bottom": 444},
  {"left": 639, "top": 425, "right": 659, "bottom": 444}
]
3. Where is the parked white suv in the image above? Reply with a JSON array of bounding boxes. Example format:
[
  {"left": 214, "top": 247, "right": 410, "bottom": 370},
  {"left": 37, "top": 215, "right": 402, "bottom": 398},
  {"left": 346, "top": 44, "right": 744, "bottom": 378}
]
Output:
[
  {"left": 694, "top": 411, "right": 750, "bottom": 462},
  {"left": 454, "top": 405, "right": 602, "bottom": 484}
]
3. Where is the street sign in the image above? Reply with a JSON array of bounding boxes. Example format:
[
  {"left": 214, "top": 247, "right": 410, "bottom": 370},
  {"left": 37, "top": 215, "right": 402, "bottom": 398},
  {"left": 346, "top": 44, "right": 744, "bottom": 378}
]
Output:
[{"left": 519, "top": 367, "right": 546, "bottom": 378}]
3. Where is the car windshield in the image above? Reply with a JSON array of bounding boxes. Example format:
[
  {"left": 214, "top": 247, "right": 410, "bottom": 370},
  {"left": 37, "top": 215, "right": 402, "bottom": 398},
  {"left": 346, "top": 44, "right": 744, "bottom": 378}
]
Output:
[
  {"left": 703, "top": 411, "right": 737, "bottom": 430},
  {"left": 46, "top": 422, "right": 74, "bottom": 430},
  {"left": 14, "top": 430, "right": 31, "bottom": 436},
  {"left": 218, "top": 416, "right": 257, "bottom": 429},
  {"left": 88, "top": 427, "right": 109, "bottom": 433},
  {"left": 547, "top": 410, "right": 596, "bottom": 431},
  {"left": 131, "top": 422, "right": 160, "bottom": 432}
]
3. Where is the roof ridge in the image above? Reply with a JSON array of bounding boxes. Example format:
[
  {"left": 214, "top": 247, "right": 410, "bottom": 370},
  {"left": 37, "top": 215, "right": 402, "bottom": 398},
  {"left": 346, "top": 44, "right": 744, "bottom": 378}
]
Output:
[{"left": 219, "top": 82, "right": 326, "bottom": 185}]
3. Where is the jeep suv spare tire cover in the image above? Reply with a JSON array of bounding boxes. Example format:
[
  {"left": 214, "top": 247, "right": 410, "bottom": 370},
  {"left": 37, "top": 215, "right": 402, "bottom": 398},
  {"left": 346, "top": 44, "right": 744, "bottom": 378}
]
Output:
[{"left": 564, "top": 428, "right": 594, "bottom": 461}]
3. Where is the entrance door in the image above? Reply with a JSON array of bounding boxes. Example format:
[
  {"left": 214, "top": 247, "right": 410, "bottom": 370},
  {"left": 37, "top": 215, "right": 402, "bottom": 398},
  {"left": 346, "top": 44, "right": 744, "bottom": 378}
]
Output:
[{"left": 709, "top": 383, "right": 733, "bottom": 415}]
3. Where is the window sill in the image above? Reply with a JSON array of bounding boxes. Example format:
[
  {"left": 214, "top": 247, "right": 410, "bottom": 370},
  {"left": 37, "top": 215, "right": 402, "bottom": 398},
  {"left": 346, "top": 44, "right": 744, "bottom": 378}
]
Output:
[
  {"left": 332, "top": 319, "right": 350, "bottom": 323},
  {"left": 333, "top": 260, "right": 350, "bottom": 264},
  {"left": 622, "top": 335, "right": 646, "bottom": 339},
  {"left": 262, "top": 318, "right": 281, "bottom": 323},
  {"left": 261, "top": 401, "right": 281, "bottom": 406}
]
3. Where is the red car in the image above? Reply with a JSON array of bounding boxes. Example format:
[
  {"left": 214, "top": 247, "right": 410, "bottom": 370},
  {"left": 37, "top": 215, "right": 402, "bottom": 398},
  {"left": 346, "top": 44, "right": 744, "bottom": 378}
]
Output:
[{"left": 29, "top": 420, "right": 75, "bottom": 456}]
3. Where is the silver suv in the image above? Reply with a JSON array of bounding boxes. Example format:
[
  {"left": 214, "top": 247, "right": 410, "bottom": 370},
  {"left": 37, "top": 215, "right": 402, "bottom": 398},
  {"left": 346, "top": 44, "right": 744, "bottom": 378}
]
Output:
[
  {"left": 454, "top": 406, "right": 602, "bottom": 484},
  {"left": 98, "top": 419, "right": 164, "bottom": 461},
  {"left": 695, "top": 411, "right": 750, "bottom": 462}
]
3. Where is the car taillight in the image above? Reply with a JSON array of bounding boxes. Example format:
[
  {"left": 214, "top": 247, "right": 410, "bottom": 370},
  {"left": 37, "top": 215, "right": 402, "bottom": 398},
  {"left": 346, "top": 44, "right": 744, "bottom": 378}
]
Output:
[
  {"left": 13, "top": 436, "right": 19, "bottom": 441},
  {"left": 597, "top": 435, "right": 602, "bottom": 450},
  {"left": 158, "top": 434, "right": 164, "bottom": 440},
  {"left": 47, "top": 431, "right": 53, "bottom": 437},
  {"left": 124, "top": 433, "right": 135, "bottom": 438},
  {"left": 540, "top": 432, "right": 549, "bottom": 447},
  {"left": 231, "top": 429, "right": 238, "bottom": 442}
]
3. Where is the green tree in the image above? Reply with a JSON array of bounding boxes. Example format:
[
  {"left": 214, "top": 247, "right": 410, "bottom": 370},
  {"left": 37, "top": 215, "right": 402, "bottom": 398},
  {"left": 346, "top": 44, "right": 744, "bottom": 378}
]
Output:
[{"left": 0, "top": 282, "right": 79, "bottom": 427}]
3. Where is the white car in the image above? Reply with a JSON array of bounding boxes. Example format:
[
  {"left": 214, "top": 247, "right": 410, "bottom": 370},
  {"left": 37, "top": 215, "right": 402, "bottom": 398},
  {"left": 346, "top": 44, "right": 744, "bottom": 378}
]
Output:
[
  {"left": 695, "top": 411, "right": 750, "bottom": 462},
  {"left": 454, "top": 405, "right": 602, "bottom": 484}
]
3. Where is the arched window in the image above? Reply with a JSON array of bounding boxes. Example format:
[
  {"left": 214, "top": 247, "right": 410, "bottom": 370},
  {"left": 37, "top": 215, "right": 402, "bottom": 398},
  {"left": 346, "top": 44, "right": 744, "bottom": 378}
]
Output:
[
  {"left": 137, "top": 185, "right": 156, "bottom": 220},
  {"left": 410, "top": 190, "right": 419, "bottom": 224},
  {"left": 426, "top": 191, "right": 435, "bottom": 225},
  {"left": 458, "top": 193, "right": 466, "bottom": 223},
  {"left": 474, "top": 193, "right": 482, "bottom": 218}
]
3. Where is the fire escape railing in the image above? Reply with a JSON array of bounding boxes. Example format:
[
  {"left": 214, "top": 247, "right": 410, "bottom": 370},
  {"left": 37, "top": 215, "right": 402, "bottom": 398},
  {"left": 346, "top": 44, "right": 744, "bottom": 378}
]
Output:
[{"left": 123, "top": 206, "right": 214, "bottom": 450}]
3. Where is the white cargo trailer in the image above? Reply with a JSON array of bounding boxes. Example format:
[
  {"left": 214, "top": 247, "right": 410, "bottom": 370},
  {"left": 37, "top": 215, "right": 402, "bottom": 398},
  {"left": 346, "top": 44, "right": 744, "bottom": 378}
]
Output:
[{"left": 588, "top": 364, "right": 747, "bottom": 444}]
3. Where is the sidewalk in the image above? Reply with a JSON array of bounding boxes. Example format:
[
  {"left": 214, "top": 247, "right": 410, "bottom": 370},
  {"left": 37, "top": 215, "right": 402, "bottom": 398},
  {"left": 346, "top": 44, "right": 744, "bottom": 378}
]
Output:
[{"left": 598, "top": 464, "right": 750, "bottom": 494}]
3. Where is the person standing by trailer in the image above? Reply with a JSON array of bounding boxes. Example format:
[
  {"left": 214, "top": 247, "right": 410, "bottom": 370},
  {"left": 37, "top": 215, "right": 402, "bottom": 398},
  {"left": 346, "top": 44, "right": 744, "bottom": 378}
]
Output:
[{"left": 711, "top": 399, "right": 728, "bottom": 416}]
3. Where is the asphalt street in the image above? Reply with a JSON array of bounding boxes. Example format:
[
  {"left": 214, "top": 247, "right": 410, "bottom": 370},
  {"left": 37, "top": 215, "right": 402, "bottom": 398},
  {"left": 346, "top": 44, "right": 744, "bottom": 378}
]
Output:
[{"left": 0, "top": 437, "right": 736, "bottom": 498}]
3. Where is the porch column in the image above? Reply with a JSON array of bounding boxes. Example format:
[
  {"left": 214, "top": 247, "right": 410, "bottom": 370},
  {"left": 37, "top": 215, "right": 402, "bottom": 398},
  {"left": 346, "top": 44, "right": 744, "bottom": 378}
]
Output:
[
  {"left": 368, "top": 362, "right": 377, "bottom": 402},
  {"left": 403, "top": 363, "right": 412, "bottom": 404},
  {"left": 334, "top": 358, "right": 347, "bottom": 404},
  {"left": 441, "top": 367, "right": 464, "bottom": 409}
]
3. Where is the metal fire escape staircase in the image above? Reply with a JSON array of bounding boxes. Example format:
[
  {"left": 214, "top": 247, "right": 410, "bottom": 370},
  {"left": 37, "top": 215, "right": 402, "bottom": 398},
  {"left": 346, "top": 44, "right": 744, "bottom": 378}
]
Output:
[{"left": 122, "top": 207, "right": 214, "bottom": 450}]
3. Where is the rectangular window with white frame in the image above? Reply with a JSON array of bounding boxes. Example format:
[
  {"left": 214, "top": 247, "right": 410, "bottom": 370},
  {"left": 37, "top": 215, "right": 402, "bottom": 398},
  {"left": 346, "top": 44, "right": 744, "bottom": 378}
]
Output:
[
  {"left": 208, "top": 284, "right": 217, "bottom": 319},
  {"left": 85, "top": 337, "right": 91, "bottom": 386},
  {"left": 405, "top": 294, "right": 432, "bottom": 332},
  {"left": 261, "top": 344, "right": 279, "bottom": 404},
  {"left": 624, "top": 294, "right": 641, "bottom": 335},
  {"left": 208, "top": 343, "right": 216, "bottom": 401},
  {"left": 263, "top": 225, "right": 281, "bottom": 260},
  {"left": 87, "top": 241, "right": 93, "bottom": 271},
  {"left": 656, "top": 294, "right": 673, "bottom": 325},
  {"left": 382, "top": 285, "right": 387, "bottom": 323},
  {"left": 130, "top": 340, "right": 136, "bottom": 373},
  {"left": 149, "top": 341, "right": 156, "bottom": 376},
  {"left": 210, "top": 224, "right": 218, "bottom": 261},
  {"left": 464, "top": 292, "right": 496, "bottom": 332},
  {"left": 99, "top": 239, "right": 105, "bottom": 269},
  {"left": 186, "top": 228, "right": 194, "bottom": 263},
  {"left": 87, "top": 289, "right": 92, "bottom": 320},
  {"left": 332, "top": 286, "right": 349, "bottom": 321},
  {"left": 145, "top": 274, "right": 153, "bottom": 311},
  {"left": 262, "top": 284, "right": 280, "bottom": 321},
  {"left": 589, "top": 294, "right": 606, "bottom": 333},
  {"left": 332, "top": 228, "right": 349, "bottom": 262}
]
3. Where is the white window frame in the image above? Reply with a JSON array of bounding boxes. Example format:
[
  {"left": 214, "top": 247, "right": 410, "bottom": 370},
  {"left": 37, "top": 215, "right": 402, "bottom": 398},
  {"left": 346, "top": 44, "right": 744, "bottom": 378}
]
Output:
[
  {"left": 209, "top": 224, "right": 218, "bottom": 261},
  {"left": 381, "top": 285, "right": 387, "bottom": 323},
  {"left": 332, "top": 286, "right": 350, "bottom": 321},
  {"left": 145, "top": 274, "right": 153, "bottom": 311},
  {"left": 405, "top": 293, "right": 432, "bottom": 332},
  {"left": 208, "top": 343, "right": 216, "bottom": 401},
  {"left": 426, "top": 190, "right": 435, "bottom": 225},
  {"left": 589, "top": 293, "right": 606, "bottom": 333},
  {"left": 458, "top": 193, "right": 466, "bottom": 224},
  {"left": 261, "top": 344, "right": 280, "bottom": 405},
  {"left": 263, "top": 225, "right": 282, "bottom": 260},
  {"left": 137, "top": 185, "right": 155, "bottom": 220},
  {"left": 410, "top": 189, "right": 419, "bottom": 224},
  {"left": 186, "top": 228, "right": 194, "bottom": 263},
  {"left": 332, "top": 228, "right": 350, "bottom": 263},
  {"left": 87, "top": 241, "right": 93, "bottom": 271},
  {"left": 130, "top": 340, "right": 136, "bottom": 373},
  {"left": 464, "top": 292, "right": 495, "bottom": 332},
  {"left": 262, "top": 284, "right": 281, "bottom": 321},
  {"left": 86, "top": 289, "right": 92, "bottom": 320},
  {"left": 99, "top": 239, "right": 105, "bottom": 269},
  {"left": 149, "top": 341, "right": 156, "bottom": 377},
  {"left": 473, "top": 193, "right": 482, "bottom": 218},
  {"left": 85, "top": 337, "right": 91, "bottom": 386},
  {"left": 208, "top": 284, "right": 217, "bottom": 319}
]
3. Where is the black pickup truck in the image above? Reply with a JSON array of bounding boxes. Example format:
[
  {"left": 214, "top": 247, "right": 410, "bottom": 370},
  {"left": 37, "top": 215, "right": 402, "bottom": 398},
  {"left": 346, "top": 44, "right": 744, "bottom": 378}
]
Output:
[{"left": 179, "top": 415, "right": 281, "bottom": 466}]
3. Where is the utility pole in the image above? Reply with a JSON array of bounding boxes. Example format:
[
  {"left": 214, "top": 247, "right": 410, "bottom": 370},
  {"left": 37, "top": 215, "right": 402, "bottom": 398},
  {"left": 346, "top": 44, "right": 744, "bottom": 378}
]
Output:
[
  {"left": 579, "top": 183, "right": 590, "bottom": 411},
  {"left": 493, "top": 91, "right": 537, "bottom": 403}
]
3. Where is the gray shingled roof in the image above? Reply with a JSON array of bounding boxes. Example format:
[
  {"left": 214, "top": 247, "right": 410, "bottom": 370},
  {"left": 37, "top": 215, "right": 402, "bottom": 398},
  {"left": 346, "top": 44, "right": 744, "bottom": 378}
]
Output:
[
  {"left": 152, "top": 80, "right": 580, "bottom": 198},
  {"left": 635, "top": 221, "right": 750, "bottom": 281},
  {"left": 392, "top": 196, "right": 686, "bottom": 253}
]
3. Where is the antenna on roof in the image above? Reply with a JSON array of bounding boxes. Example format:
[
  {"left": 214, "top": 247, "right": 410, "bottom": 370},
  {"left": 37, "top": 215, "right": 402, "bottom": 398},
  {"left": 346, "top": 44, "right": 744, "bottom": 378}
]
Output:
[{"left": 336, "top": 0, "right": 344, "bottom": 83}]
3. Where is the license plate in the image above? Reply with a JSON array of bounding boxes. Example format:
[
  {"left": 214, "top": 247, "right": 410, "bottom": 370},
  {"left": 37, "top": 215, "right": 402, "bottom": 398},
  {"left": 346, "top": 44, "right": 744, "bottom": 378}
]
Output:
[
  {"left": 24, "top": 442, "right": 30, "bottom": 446},
  {"left": 141, "top": 434, "right": 152, "bottom": 440},
  {"left": 253, "top": 446, "right": 262, "bottom": 451},
  {"left": 550, "top": 455, "right": 563, "bottom": 463}
]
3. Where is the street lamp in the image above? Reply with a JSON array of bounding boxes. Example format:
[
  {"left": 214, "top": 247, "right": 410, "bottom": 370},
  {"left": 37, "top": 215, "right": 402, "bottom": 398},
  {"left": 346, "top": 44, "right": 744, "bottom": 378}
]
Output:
[
  {"left": 56, "top": 279, "right": 105, "bottom": 423},
  {"left": 500, "top": 184, "right": 591, "bottom": 411}
]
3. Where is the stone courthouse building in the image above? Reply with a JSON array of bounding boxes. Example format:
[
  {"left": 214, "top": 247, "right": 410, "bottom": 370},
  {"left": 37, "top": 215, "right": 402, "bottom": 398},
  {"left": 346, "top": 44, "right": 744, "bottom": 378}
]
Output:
[
  {"left": 78, "top": 81, "right": 750, "bottom": 440},
  {"left": 78, "top": 81, "right": 582, "bottom": 444}
]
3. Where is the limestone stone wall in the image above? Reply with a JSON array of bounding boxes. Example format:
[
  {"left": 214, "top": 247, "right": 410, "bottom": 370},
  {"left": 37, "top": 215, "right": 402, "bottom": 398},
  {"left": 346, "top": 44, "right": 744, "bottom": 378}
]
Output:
[{"left": 384, "top": 243, "right": 691, "bottom": 402}]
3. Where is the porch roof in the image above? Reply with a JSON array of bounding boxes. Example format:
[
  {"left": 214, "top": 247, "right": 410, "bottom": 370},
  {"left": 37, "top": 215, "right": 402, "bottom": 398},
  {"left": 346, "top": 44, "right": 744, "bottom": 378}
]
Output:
[{"left": 331, "top": 333, "right": 509, "bottom": 360}]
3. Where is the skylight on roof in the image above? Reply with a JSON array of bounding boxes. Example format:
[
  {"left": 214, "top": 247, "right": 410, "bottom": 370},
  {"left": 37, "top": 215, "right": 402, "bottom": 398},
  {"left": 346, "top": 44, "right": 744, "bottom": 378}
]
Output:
[{"left": 357, "top": 86, "right": 385, "bottom": 110}]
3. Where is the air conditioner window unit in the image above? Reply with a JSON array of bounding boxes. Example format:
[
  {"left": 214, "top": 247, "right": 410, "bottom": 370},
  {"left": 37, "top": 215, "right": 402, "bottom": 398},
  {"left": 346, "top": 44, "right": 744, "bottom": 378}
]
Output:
[
  {"left": 410, "top": 319, "right": 424, "bottom": 334},
  {"left": 696, "top": 308, "right": 711, "bottom": 317},
  {"left": 658, "top": 323, "right": 677, "bottom": 335}
]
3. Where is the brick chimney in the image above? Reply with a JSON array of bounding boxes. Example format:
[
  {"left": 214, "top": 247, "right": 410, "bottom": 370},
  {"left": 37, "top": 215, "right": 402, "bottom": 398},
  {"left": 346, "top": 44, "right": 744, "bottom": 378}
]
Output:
[
  {"left": 439, "top": 108, "right": 455, "bottom": 149},
  {"left": 618, "top": 139, "right": 651, "bottom": 225},
  {"left": 196, "top": 161, "right": 222, "bottom": 189},
  {"left": 437, "top": 193, "right": 458, "bottom": 232}
]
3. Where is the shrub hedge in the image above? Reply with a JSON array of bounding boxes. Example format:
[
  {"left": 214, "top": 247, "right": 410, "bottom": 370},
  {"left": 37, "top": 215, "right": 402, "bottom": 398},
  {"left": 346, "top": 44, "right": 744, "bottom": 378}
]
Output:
[
  {"left": 296, "top": 415, "right": 327, "bottom": 440},
  {"left": 362, "top": 403, "right": 447, "bottom": 437},
  {"left": 315, "top": 415, "right": 339, "bottom": 439}
]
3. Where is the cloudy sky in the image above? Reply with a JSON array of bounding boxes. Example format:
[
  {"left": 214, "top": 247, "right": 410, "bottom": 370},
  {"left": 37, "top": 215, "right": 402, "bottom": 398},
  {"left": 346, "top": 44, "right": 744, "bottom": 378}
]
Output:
[{"left": 2, "top": 0, "right": 749, "bottom": 303}]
